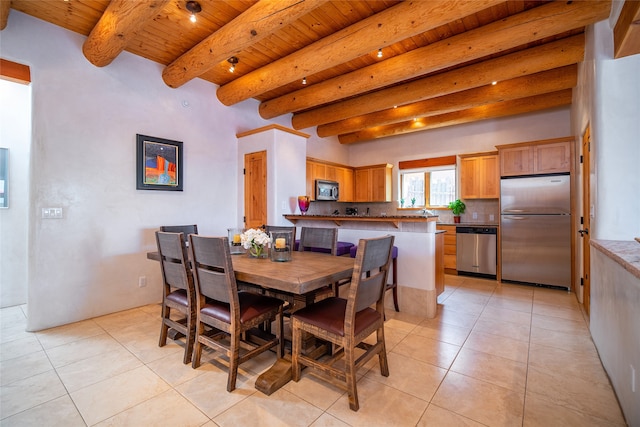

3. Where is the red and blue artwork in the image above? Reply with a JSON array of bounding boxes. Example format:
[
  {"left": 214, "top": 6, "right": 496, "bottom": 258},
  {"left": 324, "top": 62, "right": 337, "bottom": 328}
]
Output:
[{"left": 144, "top": 142, "right": 177, "bottom": 186}]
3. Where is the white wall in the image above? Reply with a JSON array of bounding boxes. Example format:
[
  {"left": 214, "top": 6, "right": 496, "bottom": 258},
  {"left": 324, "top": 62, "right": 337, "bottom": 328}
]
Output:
[
  {"left": 571, "top": 4, "right": 640, "bottom": 424},
  {"left": 0, "top": 80, "right": 31, "bottom": 307},
  {"left": 0, "top": 12, "right": 294, "bottom": 330}
]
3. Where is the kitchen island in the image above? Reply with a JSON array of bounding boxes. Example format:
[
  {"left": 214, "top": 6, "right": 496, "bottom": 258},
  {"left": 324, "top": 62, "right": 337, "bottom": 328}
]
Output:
[{"left": 283, "top": 214, "right": 443, "bottom": 318}]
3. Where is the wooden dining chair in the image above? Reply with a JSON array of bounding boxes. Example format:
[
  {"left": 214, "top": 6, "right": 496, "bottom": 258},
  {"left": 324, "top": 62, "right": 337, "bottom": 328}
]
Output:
[
  {"left": 160, "top": 224, "right": 198, "bottom": 238},
  {"left": 155, "top": 231, "right": 197, "bottom": 364},
  {"left": 188, "top": 234, "right": 285, "bottom": 392},
  {"left": 291, "top": 234, "right": 395, "bottom": 411},
  {"left": 297, "top": 226, "right": 337, "bottom": 255}
]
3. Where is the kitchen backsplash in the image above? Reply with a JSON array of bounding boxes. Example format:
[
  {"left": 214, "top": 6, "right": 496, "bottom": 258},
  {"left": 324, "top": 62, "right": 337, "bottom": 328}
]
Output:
[{"left": 301, "top": 199, "right": 499, "bottom": 224}]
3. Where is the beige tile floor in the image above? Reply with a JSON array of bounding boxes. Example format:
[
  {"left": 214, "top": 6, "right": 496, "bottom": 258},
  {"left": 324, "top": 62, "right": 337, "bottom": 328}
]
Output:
[{"left": 0, "top": 276, "right": 628, "bottom": 426}]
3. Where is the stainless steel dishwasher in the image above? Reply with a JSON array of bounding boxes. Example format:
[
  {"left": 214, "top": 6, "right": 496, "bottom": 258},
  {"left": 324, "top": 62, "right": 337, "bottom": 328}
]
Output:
[{"left": 456, "top": 226, "right": 497, "bottom": 278}]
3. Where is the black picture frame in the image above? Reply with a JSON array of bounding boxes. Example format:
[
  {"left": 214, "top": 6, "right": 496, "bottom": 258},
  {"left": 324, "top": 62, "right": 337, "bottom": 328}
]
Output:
[{"left": 136, "top": 134, "right": 183, "bottom": 191}]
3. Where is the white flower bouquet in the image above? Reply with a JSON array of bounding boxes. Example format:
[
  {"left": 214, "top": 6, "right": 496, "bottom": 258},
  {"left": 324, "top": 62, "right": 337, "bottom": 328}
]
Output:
[{"left": 241, "top": 228, "right": 271, "bottom": 258}]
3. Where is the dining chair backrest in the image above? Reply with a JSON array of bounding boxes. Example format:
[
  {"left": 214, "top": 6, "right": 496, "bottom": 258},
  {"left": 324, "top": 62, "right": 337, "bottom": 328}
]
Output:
[
  {"left": 348, "top": 235, "right": 395, "bottom": 314},
  {"left": 160, "top": 224, "right": 198, "bottom": 239},
  {"left": 155, "top": 231, "right": 192, "bottom": 292},
  {"left": 298, "top": 227, "right": 337, "bottom": 255},
  {"left": 188, "top": 235, "right": 237, "bottom": 307},
  {"left": 264, "top": 225, "right": 296, "bottom": 242}
]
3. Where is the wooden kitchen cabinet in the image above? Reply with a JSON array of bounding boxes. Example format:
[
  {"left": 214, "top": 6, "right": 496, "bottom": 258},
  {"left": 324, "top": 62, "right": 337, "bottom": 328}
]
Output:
[
  {"left": 437, "top": 224, "right": 457, "bottom": 273},
  {"left": 498, "top": 137, "right": 572, "bottom": 177},
  {"left": 306, "top": 158, "right": 354, "bottom": 201},
  {"left": 459, "top": 152, "right": 499, "bottom": 199},
  {"left": 354, "top": 164, "right": 393, "bottom": 202}
]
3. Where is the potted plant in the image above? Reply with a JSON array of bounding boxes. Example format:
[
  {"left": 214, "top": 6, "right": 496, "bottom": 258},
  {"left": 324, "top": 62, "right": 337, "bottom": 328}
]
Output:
[{"left": 448, "top": 199, "right": 466, "bottom": 223}]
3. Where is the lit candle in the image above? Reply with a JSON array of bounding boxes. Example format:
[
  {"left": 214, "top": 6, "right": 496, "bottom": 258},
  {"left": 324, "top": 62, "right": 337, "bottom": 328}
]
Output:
[
  {"left": 233, "top": 234, "right": 241, "bottom": 244},
  {"left": 275, "top": 238, "right": 286, "bottom": 249}
]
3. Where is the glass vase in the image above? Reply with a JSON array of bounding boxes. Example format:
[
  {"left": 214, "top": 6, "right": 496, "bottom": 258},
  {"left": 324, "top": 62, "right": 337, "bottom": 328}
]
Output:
[{"left": 270, "top": 230, "right": 292, "bottom": 262}]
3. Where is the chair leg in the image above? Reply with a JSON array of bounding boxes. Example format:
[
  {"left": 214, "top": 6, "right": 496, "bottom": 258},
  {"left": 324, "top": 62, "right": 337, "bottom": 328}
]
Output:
[
  {"left": 344, "top": 343, "right": 359, "bottom": 411},
  {"left": 276, "top": 309, "right": 284, "bottom": 358},
  {"left": 191, "top": 324, "right": 204, "bottom": 369},
  {"left": 392, "top": 257, "right": 399, "bottom": 312},
  {"left": 183, "top": 315, "right": 196, "bottom": 365},
  {"left": 377, "top": 327, "right": 389, "bottom": 377},
  {"left": 291, "top": 320, "right": 302, "bottom": 382},
  {"left": 159, "top": 305, "right": 169, "bottom": 347},
  {"left": 227, "top": 332, "right": 241, "bottom": 392}
]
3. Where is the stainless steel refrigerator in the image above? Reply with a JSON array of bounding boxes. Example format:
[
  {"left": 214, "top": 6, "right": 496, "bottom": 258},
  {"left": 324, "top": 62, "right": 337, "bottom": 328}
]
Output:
[{"left": 500, "top": 174, "right": 571, "bottom": 289}]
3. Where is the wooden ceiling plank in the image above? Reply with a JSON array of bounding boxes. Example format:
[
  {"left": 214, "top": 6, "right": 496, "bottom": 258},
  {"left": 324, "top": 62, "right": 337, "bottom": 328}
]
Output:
[
  {"left": 260, "top": 0, "right": 610, "bottom": 120},
  {"left": 293, "top": 34, "right": 585, "bottom": 130},
  {"left": 162, "top": 0, "right": 327, "bottom": 89},
  {"left": 338, "top": 90, "right": 573, "bottom": 144},
  {"left": 614, "top": 0, "right": 640, "bottom": 59},
  {"left": 217, "top": 0, "right": 504, "bottom": 106},
  {"left": 81, "top": 0, "right": 170, "bottom": 67},
  {"left": 318, "top": 64, "right": 577, "bottom": 137}
]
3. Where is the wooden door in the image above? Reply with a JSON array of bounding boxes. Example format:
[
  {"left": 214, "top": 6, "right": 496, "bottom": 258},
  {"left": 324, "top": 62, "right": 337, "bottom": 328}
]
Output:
[
  {"left": 581, "top": 126, "right": 591, "bottom": 315},
  {"left": 244, "top": 151, "right": 267, "bottom": 229}
]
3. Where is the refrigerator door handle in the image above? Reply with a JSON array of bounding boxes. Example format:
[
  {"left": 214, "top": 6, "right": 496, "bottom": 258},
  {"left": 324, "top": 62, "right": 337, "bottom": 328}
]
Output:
[
  {"left": 505, "top": 216, "right": 527, "bottom": 220},
  {"left": 503, "top": 209, "right": 525, "bottom": 213}
]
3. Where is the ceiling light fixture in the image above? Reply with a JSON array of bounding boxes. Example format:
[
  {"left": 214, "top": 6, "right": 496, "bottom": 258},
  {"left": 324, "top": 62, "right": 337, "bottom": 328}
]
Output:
[
  {"left": 186, "top": 1, "right": 201, "bottom": 23},
  {"left": 227, "top": 56, "right": 238, "bottom": 73},
  {"left": 302, "top": 77, "right": 307, "bottom": 85},
  {"left": 377, "top": 48, "right": 383, "bottom": 58},
  {"left": 492, "top": 81, "right": 498, "bottom": 85}
]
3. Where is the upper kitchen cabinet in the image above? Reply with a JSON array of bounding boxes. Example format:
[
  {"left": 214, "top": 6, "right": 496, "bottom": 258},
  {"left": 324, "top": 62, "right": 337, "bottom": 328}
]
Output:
[
  {"left": 497, "top": 137, "right": 573, "bottom": 177},
  {"left": 306, "top": 158, "right": 354, "bottom": 201},
  {"left": 354, "top": 164, "right": 393, "bottom": 202},
  {"left": 459, "top": 152, "right": 499, "bottom": 199}
]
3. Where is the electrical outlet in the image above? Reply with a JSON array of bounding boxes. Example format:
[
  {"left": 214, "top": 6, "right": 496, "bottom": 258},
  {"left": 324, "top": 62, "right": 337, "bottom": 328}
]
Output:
[
  {"left": 472, "top": 212, "right": 478, "bottom": 219},
  {"left": 138, "top": 276, "right": 147, "bottom": 288},
  {"left": 489, "top": 214, "right": 495, "bottom": 221}
]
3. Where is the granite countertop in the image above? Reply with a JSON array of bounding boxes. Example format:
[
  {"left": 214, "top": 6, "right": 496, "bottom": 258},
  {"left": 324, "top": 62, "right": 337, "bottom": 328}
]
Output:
[{"left": 591, "top": 239, "right": 640, "bottom": 280}]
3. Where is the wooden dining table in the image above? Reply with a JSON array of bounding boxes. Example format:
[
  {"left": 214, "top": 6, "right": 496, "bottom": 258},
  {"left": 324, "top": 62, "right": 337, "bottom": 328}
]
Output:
[{"left": 146, "top": 248, "right": 355, "bottom": 394}]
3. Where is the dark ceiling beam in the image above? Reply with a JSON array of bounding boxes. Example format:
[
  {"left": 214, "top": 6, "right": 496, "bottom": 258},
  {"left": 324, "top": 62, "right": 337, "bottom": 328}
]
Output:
[{"left": 259, "top": 0, "right": 610, "bottom": 120}]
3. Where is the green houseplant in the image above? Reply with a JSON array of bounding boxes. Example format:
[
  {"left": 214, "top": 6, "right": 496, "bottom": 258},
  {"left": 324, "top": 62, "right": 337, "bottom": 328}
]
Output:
[{"left": 448, "top": 199, "right": 466, "bottom": 223}]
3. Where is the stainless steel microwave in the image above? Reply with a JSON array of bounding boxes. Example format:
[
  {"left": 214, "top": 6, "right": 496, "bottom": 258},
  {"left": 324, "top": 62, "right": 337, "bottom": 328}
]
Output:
[{"left": 315, "top": 179, "right": 339, "bottom": 201}]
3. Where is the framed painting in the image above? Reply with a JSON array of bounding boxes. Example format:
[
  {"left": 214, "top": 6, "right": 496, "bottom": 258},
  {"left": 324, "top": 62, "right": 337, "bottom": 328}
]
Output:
[{"left": 136, "top": 134, "right": 183, "bottom": 191}]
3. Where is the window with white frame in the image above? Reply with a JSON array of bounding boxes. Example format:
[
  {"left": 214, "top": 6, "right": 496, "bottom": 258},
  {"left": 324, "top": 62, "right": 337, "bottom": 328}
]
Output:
[{"left": 398, "top": 156, "right": 457, "bottom": 208}]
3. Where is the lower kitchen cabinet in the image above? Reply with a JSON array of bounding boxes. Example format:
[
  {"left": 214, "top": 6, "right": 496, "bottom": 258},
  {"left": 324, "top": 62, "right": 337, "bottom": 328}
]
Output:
[{"left": 437, "top": 225, "right": 457, "bottom": 273}]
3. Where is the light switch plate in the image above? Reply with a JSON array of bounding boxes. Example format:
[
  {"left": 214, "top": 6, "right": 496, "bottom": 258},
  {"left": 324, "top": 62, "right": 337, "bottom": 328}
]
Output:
[{"left": 42, "top": 207, "right": 63, "bottom": 219}]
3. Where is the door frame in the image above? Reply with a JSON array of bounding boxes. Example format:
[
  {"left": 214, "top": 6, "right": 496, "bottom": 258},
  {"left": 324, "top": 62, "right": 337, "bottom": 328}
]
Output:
[{"left": 580, "top": 125, "right": 592, "bottom": 315}]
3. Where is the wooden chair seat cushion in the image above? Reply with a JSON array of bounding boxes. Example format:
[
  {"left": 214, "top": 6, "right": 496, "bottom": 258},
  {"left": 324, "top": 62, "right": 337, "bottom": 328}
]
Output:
[
  {"left": 166, "top": 289, "right": 189, "bottom": 306},
  {"left": 200, "top": 291, "right": 284, "bottom": 324},
  {"left": 292, "top": 297, "right": 380, "bottom": 337}
]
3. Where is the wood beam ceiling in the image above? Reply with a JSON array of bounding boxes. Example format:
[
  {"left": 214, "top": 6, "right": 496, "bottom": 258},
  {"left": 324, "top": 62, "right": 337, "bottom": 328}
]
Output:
[
  {"left": 293, "top": 34, "right": 585, "bottom": 130},
  {"left": 162, "top": 0, "right": 326, "bottom": 89},
  {"left": 258, "top": 1, "right": 611, "bottom": 120},
  {"left": 82, "top": 0, "right": 170, "bottom": 67},
  {"left": 215, "top": 0, "right": 503, "bottom": 106}
]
